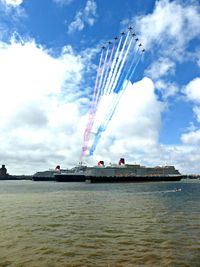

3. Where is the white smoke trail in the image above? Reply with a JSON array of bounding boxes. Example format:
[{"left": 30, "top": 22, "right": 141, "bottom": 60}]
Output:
[
  {"left": 101, "top": 42, "right": 116, "bottom": 96},
  {"left": 103, "top": 36, "right": 123, "bottom": 95},
  {"left": 106, "top": 31, "right": 130, "bottom": 95}
]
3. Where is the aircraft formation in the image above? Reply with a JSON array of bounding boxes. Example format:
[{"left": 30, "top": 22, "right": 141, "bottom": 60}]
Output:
[{"left": 81, "top": 27, "right": 145, "bottom": 158}]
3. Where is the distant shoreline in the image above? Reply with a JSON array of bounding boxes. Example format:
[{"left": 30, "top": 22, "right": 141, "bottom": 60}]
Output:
[{"left": 0, "top": 175, "right": 32, "bottom": 180}]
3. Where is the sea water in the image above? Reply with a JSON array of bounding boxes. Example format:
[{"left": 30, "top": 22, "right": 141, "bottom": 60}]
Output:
[{"left": 0, "top": 180, "right": 199, "bottom": 267}]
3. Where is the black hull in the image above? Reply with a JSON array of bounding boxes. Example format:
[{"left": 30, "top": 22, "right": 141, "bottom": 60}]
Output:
[
  {"left": 86, "top": 175, "right": 183, "bottom": 183},
  {"left": 54, "top": 174, "right": 183, "bottom": 183},
  {"left": 55, "top": 174, "right": 86, "bottom": 182}
]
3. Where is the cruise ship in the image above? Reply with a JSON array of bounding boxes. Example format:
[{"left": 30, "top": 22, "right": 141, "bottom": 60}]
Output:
[{"left": 33, "top": 158, "right": 183, "bottom": 183}]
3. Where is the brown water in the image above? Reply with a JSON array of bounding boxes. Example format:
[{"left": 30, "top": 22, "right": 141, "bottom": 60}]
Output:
[{"left": 0, "top": 180, "right": 199, "bottom": 267}]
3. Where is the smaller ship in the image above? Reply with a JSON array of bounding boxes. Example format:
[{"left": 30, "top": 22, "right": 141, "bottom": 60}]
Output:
[
  {"left": 32, "top": 165, "right": 87, "bottom": 182},
  {"left": 55, "top": 165, "right": 87, "bottom": 182},
  {"left": 32, "top": 165, "right": 63, "bottom": 181}
]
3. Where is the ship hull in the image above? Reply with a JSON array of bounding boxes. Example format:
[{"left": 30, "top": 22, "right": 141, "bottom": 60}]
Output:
[
  {"left": 85, "top": 175, "right": 183, "bottom": 183},
  {"left": 55, "top": 174, "right": 86, "bottom": 182},
  {"left": 54, "top": 174, "right": 183, "bottom": 183}
]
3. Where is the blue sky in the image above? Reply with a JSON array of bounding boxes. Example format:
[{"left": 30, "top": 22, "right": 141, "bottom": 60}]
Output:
[{"left": 0, "top": 0, "right": 200, "bottom": 174}]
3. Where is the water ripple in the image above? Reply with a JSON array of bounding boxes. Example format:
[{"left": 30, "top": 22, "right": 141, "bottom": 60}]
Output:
[{"left": 0, "top": 180, "right": 199, "bottom": 266}]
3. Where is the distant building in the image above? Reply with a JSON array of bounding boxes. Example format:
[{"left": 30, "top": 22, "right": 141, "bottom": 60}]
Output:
[{"left": 0, "top": 165, "right": 7, "bottom": 177}]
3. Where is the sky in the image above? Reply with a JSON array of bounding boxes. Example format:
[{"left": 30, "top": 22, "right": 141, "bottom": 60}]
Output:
[{"left": 0, "top": 0, "right": 200, "bottom": 175}]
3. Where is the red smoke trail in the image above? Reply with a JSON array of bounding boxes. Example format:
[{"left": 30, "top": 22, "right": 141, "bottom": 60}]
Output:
[
  {"left": 81, "top": 49, "right": 104, "bottom": 158},
  {"left": 95, "top": 46, "right": 110, "bottom": 105}
]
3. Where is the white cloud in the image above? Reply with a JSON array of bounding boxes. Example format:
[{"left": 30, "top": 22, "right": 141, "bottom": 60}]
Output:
[
  {"left": 53, "top": 0, "right": 73, "bottom": 6},
  {"left": 135, "top": 0, "right": 200, "bottom": 55},
  {"left": 68, "top": 12, "right": 85, "bottom": 33},
  {"left": 180, "top": 75, "right": 200, "bottom": 156},
  {"left": 0, "top": 0, "right": 26, "bottom": 32},
  {"left": 181, "top": 129, "right": 200, "bottom": 145},
  {"left": 155, "top": 144, "right": 200, "bottom": 174},
  {"left": 1, "top": 0, "right": 23, "bottom": 6},
  {"left": 68, "top": 0, "right": 97, "bottom": 33},
  {"left": 84, "top": 0, "right": 97, "bottom": 26},
  {"left": 184, "top": 77, "right": 200, "bottom": 103},
  {"left": 145, "top": 57, "right": 178, "bottom": 98},
  {"left": 0, "top": 37, "right": 88, "bottom": 174},
  {"left": 146, "top": 58, "right": 175, "bottom": 80},
  {"left": 120, "top": 0, "right": 200, "bottom": 103},
  {"left": 155, "top": 80, "right": 179, "bottom": 98},
  {"left": 193, "top": 106, "right": 200, "bottom": 122}
]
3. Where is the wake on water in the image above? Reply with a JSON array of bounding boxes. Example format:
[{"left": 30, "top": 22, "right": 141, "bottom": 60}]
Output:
[{"left": 125, "top": 189, "right": 182, "bottom": 195}]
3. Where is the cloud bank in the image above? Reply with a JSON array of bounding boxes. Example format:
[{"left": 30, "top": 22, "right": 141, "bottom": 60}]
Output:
[
  {"left": 0, "top": 37, "right": 87, "bottom": 174},
  {"left": 68, "top": 0, "right": 97, "bottom": 33},
  {"left": 1, "top": 0, "right": 23, "bottom": 6}
]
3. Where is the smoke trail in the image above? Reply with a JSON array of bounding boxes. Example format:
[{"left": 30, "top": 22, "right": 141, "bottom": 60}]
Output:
[
  {"left": 104, "top": 52, "right": 142, "bottom": 129},
  {"left": 91, "top": 49, "right": 104, "bottom": 104},
  {"left": 81, "top": 49, "right": 104, "bottom": 157},
  {"left": 89, "top": 50, "right": 143, "bottom": 155},
  {"left": 109, "top": 36, "right": 133, "bottom": 95},
  {"left": 95, "top": 46, "right": 110, "bottom": 104},
  {"left": 81, "top": 43, "right": 114, "bottom": 157},
  {"left": 103, "top": 47, "right": 142, "bottom": 130},
  {"left": 107, "top": 31, "right": 130, "bottom": 95},
  {"left": 101, "top": 41, "right": 116, "bottom": 96},
  {"left": 86, "top": 47, "right": 110, "bottom": 134},
  {"left": 103, "top": 36, "right": 123, "bottom": 95},
  {"left": 114, "top": 45, "right": 140, "bottom": 94}
]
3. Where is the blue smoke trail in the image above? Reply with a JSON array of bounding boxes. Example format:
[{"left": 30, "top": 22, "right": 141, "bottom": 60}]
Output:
[
  {"left": 114, "top": 45, "right": 139, "bottom": 94},
  {"left": 109, "top": 36, "right": 133, "bottom": 95}
]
